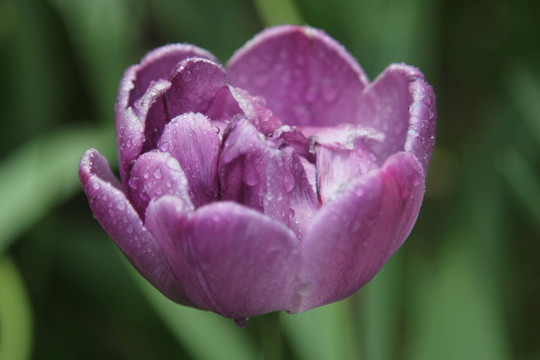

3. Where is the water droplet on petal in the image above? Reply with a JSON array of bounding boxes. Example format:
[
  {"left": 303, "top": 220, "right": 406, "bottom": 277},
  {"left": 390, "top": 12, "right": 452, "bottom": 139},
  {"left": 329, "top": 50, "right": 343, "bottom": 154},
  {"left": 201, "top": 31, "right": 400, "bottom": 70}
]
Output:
[
  {"left": 183, "top": 70, "right": 193, "bottom": 82},
  {"left": 117, "top": 201, "right": 126, "bottom": 211},
  {"left": 297, "top": 283, "right": 313, "bottom": 295},
  {"left": 154, "top": 168, "right": 163, "bottom": 179},
  {"left": 128, "top": 177, "right": 138, "bottom": 189},
  {"left": 234, "top": 317, "right": 249, "bottom": 328},
  {"left": 126, "top": 225, "right": 134, "bottom": 234},
  {"left": 159, "top": 142, "right": 169, "bottom": 151},
  {"left": 92, "top": 182, "right": 100, "bottom": 190}
]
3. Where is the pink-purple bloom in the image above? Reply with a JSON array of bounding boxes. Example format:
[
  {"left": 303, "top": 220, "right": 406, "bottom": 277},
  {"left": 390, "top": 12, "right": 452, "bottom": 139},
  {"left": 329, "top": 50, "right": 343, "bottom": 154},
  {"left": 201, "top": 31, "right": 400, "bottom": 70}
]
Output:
[{"left": 79, "top": 25, "right": 435, "bottom": 323}]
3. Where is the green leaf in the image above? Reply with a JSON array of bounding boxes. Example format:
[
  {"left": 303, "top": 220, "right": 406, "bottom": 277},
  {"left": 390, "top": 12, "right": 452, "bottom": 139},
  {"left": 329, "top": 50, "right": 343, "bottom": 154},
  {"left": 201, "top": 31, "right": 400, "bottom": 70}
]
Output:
[
  {"left": 130, "top": 266, "right": 258, "bottom": 360},
  {"left": 281, "top": 298, "right": 358, "bottom": 360},
  {"left": 0, "top": 255, "right": 33, "bottom": 360},
  {"left": 0, "top": 126, "right": 113, "bottom": 253}
]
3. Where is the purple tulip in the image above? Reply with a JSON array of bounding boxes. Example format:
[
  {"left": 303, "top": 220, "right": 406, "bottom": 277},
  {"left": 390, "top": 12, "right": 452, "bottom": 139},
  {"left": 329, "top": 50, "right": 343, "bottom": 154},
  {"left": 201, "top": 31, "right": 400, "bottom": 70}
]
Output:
[{"left": 79, "top": 25, "right": 435, "bottom": 324}]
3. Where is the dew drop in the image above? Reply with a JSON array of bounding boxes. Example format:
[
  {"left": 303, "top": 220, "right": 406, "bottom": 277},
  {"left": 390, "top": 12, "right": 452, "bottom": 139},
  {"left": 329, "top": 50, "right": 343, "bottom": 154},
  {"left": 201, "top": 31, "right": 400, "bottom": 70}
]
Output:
[
  {"left": 92, "top": 182, "right": 100, "bottom": 190},
  {"left": 297, "top": 283, "right": 313, "bottom": 295},
  {"left": 126, "top": 225, "right": 134, "bottom": 234},
  {"left": 159, "top": 142, "right": 169, "bottom": 151},
  {"left": 234, "top": 317, "right": 249, "bottom": 328},
  {"left": 128, "top": 177, "right": 138, "bottom": 189},
  {"left": 182, "top": 70, "right": 193, "bottom": 82},
  {"left": 116, "top": 201, "right": 126, "bottom": 211},
  {"left": 154, "top": 168, "right": 163, "bottom": 179}
]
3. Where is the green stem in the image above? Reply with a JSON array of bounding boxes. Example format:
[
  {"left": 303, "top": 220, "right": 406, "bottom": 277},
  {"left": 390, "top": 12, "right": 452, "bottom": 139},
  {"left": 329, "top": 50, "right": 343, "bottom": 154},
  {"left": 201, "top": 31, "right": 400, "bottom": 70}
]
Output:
[{"left": 260, "top": 311, "right": 283, "bottom": 360}]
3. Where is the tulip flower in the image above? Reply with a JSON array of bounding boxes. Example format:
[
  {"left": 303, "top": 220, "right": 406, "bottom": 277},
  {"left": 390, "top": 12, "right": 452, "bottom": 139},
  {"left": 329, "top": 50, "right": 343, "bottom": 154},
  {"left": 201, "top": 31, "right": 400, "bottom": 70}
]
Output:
[{"left": 79, "top": 25, "right": 436, "bottom": 324}]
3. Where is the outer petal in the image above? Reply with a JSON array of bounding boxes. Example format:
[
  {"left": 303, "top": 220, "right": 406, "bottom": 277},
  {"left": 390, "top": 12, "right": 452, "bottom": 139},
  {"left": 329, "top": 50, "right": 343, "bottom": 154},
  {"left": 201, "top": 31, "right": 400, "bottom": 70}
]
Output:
[
  {"left": 227, "top": 25, "right": 369, "bottom": 127},
  {"left": 128, "top": 151, "right": 193, "bottom": 216},
  {"left": 293, "top": 152, "right": 425, "bottom": 312},
  {"left": 356, "top": 64, "right": 436, "bottom": 170},
  {"left": 78, "top": 149, "right": 192, "bottom": 305},
  {"left": 145, "top": 196, "right": 300, "bottom": 318},
  {"left": 157, "top": 113, "right": 221, "bottom": 207}
]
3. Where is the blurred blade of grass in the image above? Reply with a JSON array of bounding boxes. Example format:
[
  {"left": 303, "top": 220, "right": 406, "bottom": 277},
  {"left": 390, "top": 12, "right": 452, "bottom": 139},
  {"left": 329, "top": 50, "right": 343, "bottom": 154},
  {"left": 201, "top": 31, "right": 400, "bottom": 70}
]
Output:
[
  {"left": 251, "top": 0, "right": 304, "bottom": 26},
  {"left": 0, "top": 255, "right": 33, "bottom": 360},
  {"left": 360, "top": 252, "right": 404, "bottom": 360},
  {"left": 405, "top": 235, "right": 510, "bottom": 360},
  {"left": 0, "top": 126, "right": 113, "bottom": 254},
  {"left": 281, "top": 298, "right": 358, "bottom": 360},
  {"left": 496, "top": 147, "right": 540, "bottom": 225},
  {"left": 510, "top": 66, "right": 540, "bottom": 145},
  {"left": 130, "top": 265, "right": 258, "bottom": 360},
  {"left": 47, "top": 0, "right": 141, "bottom": 122}
]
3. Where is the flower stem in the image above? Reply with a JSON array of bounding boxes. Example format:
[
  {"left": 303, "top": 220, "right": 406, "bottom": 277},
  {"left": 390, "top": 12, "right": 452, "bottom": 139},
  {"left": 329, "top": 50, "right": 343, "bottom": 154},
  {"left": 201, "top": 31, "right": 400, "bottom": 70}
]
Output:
[{"left": 259, "top": 311, "right": 283, "bottom": 360}]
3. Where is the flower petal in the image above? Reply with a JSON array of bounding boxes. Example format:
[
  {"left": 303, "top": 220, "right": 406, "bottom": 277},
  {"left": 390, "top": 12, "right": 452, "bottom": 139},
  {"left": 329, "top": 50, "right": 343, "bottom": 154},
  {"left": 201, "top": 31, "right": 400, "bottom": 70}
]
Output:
[
  {"left": 145, "top": 196, "right": 300, "bottom": 318},
  {"left": 157, "top": 113, "right": 221, "bottom": 207},
  {"left": 124, "top": 44, "right": 217, "bottom": 109},
  {"left": 227, "top": 25, "right": 369, "bottom": 127},
  {"left": 228, "top": 86, "right": 282, "bottom": 133},
  {"left": 128, "top": 151, "right": 194, "bottom": 216},
  {"left": 165, "top": 57, "right": 226, "bottom": 118},
  {"left": 78, "top": 149, "right": 192, "bottom": 305},
  {"left": 356, "top": 64, "right": 436, "bottom": 169},
  {"left": 116, "top": 107, "right": 144, "bottom": 188},
  {"left": 293, "top": 152, "right": 425, "bottom": 312},
  {"left": 307, "top": 125, "right": 384, "bottom": 202},
  {"left": 218, "top": 118, "right": 319, "bottom": 238}
]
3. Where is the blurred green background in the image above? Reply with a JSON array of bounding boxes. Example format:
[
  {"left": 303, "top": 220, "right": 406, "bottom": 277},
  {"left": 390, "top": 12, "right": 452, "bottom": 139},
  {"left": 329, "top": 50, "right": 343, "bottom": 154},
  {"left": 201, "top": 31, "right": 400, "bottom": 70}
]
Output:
[{"left": 1, "top": 0, "right": 539, "bottom": 359}]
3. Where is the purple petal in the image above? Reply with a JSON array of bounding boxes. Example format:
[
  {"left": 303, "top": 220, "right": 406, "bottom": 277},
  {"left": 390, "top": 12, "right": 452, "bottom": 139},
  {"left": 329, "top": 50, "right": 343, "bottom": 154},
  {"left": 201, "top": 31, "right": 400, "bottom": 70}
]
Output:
[
  {"left": 78, "top": 149, "right": 192, "bottom": 305},
  {"left": 218, "top": 118, "right": 319, "bottom": 238},
  {"left": 356, "top": 64, "right": 436, "bottom": 169},
  {"left": 293, "top": 152, "right": 425, "bottom": 312},
  {"left": 116, "top": 80, "right": 172, "bottom": 186},
  {"left": 228, "top": 86, "right": 282, "bottom": 133},
  {"left": 227, "top": 25, "right": 369, "bottom": 126},
  {"left": 157, "top": 113, "right": 221, "bottom": 207},
  {"left": 165, "top": 57, "right": 226, "bottom": 118},
  {"left": 116, "top": 107, "right": 144, "bottom": 188},
  {"left": 128, "top": 151, "right": 194, "bottom": 216},
  {"left": 123, "top": 44, "right": 217, "bottom": 109},
  {"left": 308, "top": 125, "right": 385, "bottom": 202},
  {"left": 145, "top": 196, "right": 300, "bottom": 318}
]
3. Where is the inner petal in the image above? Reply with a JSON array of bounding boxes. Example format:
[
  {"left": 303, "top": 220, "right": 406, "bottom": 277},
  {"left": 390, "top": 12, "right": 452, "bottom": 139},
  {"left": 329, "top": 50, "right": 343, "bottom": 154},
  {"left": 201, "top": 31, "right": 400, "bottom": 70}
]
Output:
[
  {"left": 157, "top": 113, "right": 222, "bottom": 208},
  {"left": 218, "top": 118, "right": 319, "bottom": 238},
  {"left": 303, "top": 124, "right": 385, "bottom": 202}
]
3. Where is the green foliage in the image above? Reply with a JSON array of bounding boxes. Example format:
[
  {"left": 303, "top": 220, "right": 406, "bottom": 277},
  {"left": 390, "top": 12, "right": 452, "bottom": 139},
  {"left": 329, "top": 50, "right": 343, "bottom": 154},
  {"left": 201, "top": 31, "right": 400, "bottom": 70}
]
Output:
[{"left": 0, "top": 0, "right": 539, "bottom": 358}]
